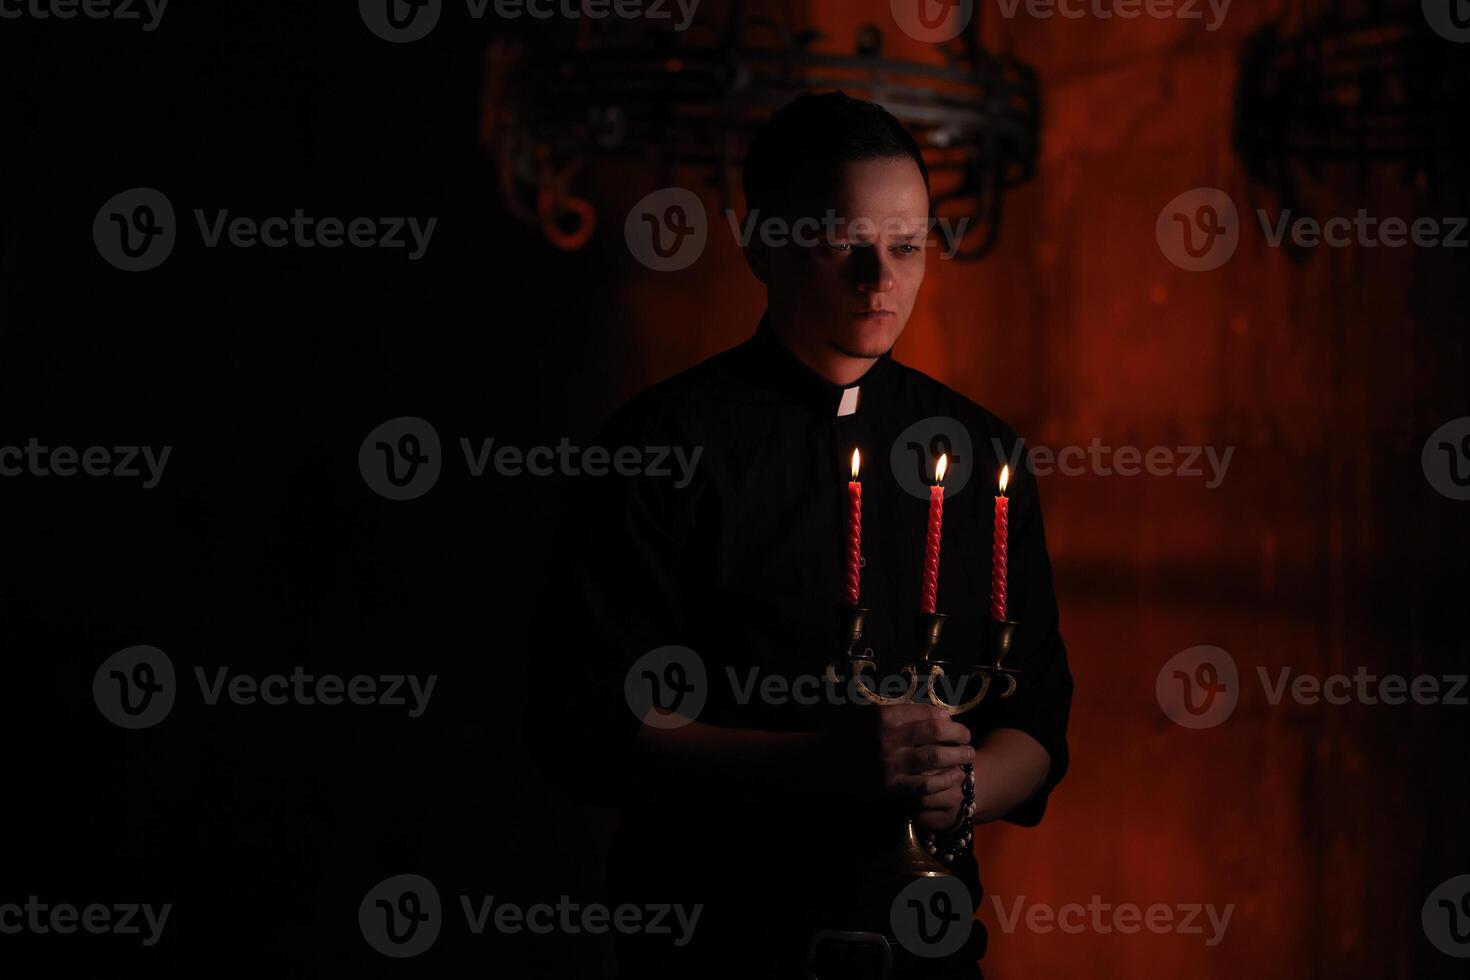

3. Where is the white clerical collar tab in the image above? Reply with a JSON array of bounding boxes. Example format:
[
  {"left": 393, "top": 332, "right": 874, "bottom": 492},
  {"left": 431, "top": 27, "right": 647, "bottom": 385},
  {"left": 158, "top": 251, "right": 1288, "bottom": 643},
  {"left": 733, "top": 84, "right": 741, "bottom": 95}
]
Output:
[{"left": 837, "top": 386, "right": 860, "bottom": 417}]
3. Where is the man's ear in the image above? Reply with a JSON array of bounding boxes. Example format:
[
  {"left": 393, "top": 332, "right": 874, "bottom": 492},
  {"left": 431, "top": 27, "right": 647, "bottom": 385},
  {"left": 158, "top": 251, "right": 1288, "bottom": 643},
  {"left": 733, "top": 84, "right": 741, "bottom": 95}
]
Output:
[{"left": 743, "top": 223, "right": 771, "bottom": 284}]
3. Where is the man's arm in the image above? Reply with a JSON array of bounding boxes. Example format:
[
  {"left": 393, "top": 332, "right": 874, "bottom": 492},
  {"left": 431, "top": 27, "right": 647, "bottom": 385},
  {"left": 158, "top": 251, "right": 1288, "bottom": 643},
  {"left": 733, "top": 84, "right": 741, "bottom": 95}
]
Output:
[
  {"left": 973, "top": 437, "right": 1075, "bottom": 826},
  {"left": 529, "top": 397, "right": 976, "bottom": 816},
  {"left": 970, "top": 727, "right": 1051, "bottom": 824},
  {"left": 630, "top": 708, "right": 977, "bottom": 810}
]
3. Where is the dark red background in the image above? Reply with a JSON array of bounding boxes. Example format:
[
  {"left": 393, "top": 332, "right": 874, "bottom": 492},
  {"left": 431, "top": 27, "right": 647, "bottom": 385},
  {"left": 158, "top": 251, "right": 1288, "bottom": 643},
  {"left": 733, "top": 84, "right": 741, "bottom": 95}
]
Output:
[{"left": 1, "top": 1, "right": 1466, "bottom": 977}]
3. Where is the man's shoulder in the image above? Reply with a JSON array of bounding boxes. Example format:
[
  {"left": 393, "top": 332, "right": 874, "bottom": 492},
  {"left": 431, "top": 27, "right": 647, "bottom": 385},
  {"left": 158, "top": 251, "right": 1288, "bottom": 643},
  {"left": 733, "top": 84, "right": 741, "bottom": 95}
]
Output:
[
  {"left": 598, "top": 341, "right": 752, "bottom": 437},
  {"left": 886, "top": 358, "right": 1024, "bottom": 450}
]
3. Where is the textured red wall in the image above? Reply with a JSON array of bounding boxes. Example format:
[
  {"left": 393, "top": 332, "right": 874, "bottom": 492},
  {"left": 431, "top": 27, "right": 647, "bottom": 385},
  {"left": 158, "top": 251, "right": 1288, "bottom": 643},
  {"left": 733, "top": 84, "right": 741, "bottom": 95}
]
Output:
[{"left": 590, "top": 1, "right": 1469, "bottom": 976}]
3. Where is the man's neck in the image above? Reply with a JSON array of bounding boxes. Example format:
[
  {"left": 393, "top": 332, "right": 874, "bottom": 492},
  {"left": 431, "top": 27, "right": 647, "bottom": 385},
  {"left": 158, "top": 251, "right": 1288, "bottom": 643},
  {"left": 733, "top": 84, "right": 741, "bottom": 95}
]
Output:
[{"left": 769, "top": 317, "right": 878, "bottom": 387}]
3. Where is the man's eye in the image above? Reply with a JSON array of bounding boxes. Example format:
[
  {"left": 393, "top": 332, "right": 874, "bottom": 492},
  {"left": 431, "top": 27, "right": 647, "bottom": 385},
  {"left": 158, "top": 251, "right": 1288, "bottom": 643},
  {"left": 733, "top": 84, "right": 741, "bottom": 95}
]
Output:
[
  {"left": 828, "top": 242, "right": 853, "bottom": 253},
  {"left": 892, "top": 244, "right": 921, "bottom": 256}
]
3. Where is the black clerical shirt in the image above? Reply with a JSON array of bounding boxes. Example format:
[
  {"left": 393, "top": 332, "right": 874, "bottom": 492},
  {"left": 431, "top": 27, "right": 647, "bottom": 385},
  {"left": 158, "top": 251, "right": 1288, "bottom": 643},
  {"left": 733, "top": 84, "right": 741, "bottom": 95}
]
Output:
[{"left": 534, "top": 317, "right": 1073, "bottom": 979}]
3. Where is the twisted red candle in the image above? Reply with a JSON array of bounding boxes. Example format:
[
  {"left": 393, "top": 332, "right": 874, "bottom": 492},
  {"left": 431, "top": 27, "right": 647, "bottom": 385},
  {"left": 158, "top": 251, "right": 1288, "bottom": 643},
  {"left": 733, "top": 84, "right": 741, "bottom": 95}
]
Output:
[
  {"left": 844, "top": 450, "right": 862, "bottom": 605},
  {"left": 919, "top": 454, "right": 947, "bottom": 614},
  {"left": 991, "top": 466, "right": 1010, "bottom": 620}
]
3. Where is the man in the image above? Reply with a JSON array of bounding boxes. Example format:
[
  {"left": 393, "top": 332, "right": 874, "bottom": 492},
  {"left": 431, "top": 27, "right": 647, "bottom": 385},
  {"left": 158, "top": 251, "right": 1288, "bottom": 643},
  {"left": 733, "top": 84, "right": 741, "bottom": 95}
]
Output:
[{"left": 532, "top": 92, "right": 1072, "bottom": 979}]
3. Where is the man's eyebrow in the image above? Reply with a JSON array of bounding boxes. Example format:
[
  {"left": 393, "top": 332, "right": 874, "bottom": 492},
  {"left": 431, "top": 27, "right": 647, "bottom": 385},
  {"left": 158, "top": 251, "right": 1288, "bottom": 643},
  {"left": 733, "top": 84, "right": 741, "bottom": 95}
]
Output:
[{"left": 834, "top": 223, "right": 927, "bottom": 240}]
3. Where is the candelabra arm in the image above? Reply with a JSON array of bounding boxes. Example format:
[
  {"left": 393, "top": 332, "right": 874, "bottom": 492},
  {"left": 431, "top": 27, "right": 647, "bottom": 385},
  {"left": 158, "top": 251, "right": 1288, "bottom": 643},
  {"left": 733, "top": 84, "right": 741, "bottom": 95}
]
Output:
[{"left": 925, "top": 665, "right": 993, "bottom": 716}]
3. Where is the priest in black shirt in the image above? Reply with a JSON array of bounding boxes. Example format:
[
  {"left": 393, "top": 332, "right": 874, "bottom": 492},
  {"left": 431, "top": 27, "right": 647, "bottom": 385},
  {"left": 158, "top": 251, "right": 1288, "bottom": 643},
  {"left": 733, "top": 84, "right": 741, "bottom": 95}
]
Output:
[{"left": 531, "top": 92, "right": 1073, "bottom": 980}]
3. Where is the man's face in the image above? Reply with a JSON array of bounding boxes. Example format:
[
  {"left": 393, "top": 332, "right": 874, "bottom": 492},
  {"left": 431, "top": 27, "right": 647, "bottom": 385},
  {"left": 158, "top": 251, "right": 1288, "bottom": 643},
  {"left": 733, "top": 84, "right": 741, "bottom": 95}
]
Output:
[{"left": 755, "top": 155, "right": 930, "bottom": 361}]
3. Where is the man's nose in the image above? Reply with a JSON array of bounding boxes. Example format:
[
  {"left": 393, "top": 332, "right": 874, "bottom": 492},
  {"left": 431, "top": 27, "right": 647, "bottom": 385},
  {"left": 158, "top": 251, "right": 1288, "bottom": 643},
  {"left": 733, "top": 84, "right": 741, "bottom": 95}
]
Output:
[{"left": 854, "top": 246, "right": 897, "bottom": 293}]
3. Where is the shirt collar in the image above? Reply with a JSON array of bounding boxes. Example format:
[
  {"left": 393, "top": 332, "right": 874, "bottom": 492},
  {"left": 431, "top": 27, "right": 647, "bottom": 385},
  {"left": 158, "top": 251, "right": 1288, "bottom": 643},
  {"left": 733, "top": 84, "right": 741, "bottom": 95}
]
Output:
[{"left": 746, "top": 313, "right": 895, "bottom": 416}]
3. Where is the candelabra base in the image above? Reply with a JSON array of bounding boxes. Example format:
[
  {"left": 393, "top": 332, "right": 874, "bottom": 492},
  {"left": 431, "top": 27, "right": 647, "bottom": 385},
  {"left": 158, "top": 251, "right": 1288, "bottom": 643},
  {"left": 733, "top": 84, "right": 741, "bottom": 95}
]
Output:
[{"left": 812, "top": 604, "right": 1021, "bottom": 976}]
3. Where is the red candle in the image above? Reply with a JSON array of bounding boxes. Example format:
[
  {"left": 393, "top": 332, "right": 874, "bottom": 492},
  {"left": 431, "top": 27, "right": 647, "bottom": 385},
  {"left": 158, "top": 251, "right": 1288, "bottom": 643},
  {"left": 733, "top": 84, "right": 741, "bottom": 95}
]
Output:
[
  {"left": 919, "top": 454, "right": 947, "bottom": 614},
  {"left": 844, "top": 449, "right": 862, "bottom": 606},
  {"left": 991, "top": 465, "right": 1010, "bottom": 621}
]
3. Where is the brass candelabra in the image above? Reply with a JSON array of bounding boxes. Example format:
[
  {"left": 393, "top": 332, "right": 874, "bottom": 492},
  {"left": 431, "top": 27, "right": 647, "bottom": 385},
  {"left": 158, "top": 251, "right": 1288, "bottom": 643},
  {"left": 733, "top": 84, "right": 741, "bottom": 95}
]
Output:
[{"left": 810, "top": 604, "right": 1021, "bottom": 978}]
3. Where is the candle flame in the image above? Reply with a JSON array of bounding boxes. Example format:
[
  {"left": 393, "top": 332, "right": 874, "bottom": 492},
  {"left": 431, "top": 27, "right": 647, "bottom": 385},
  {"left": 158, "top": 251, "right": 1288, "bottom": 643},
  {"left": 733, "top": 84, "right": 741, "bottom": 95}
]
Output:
[
  {"left": 851, "top": 449, "right": 861, "bottom": 480},
  {"left": 935, "top": 453, "right": 948, "bottom": 484},
  {"left": 999, "top": 465, "right": 1010, "bottom": 494}
]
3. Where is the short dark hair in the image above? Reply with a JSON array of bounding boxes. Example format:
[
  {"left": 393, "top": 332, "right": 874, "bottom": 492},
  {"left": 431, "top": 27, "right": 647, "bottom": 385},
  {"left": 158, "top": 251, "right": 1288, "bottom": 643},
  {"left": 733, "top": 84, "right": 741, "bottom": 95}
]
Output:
[{"left": 742, "top": 91, "right": 930, "bottom": 218}]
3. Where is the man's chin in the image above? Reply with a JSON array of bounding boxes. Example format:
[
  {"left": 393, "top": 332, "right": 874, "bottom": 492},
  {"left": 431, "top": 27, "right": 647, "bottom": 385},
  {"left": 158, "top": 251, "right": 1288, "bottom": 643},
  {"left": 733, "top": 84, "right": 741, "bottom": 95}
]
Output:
[
  {"left": 830, "top": 325, "right": 901, "bottom": 361},
  {"left": 833, "top": 344, "right": 892, "bottom": 361}
]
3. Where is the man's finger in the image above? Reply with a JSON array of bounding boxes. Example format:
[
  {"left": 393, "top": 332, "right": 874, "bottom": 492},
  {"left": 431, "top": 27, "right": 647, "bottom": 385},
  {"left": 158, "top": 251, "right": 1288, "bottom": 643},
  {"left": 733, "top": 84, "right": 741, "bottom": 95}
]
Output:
[
  {"left": 895, "top": 712, "right": 971, "bottom": 748},
  {"left": 919, "top": 787, "right": 961, "bottom": 810},
  {"left": 900, "top": 743, "right": 974, "bottom": 773},
  {"left": 916, "top": 767, "right": 966, "bottom": 795},
  {"left": 915, "top": 808, "right": 962, "bottom": 832},
  {"left": 877, "top": 703, "right": 939, "bottom": 730}
]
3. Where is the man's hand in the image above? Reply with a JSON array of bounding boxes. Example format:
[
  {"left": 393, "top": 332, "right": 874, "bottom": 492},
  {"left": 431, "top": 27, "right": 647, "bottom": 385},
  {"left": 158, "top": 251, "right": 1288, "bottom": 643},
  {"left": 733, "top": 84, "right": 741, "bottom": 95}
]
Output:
[{"left": 865, "top": 703, "right": 973, "bottom": 829}]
